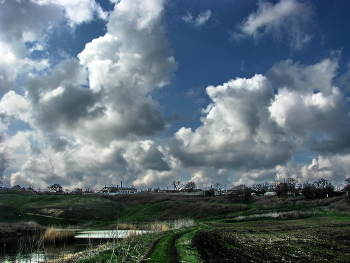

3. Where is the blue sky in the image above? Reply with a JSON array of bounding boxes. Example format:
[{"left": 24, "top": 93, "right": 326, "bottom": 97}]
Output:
[{"left": 1, "top": 0, "right": 350, "bottom": 190}]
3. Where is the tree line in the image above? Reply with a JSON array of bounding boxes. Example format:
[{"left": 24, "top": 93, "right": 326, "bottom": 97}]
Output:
[
  {"left": 227, "top": 177, "right": 350, "bottom": 202},
  {"left": 1, "top": 177, "right": 349, "bottom": 197}
]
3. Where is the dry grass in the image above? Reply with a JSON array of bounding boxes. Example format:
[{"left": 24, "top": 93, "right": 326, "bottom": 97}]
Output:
[
  {"left": 43, "top": 227, "right": 75, "bottom": 243},
  {"left": 147, "top": 221, "right": 170, "bottom": 232},
  {"left": 117, "top": 223, "right": 137, "bottom": 230},
  {"left": 329, "top": 200, "right": 350, "bottom": 214},
  {"left": 0, "top": 221, "right": 45, "bottom": 237},
  {"left": 141, "top": 218, "right": 195, "bottom": 232}
]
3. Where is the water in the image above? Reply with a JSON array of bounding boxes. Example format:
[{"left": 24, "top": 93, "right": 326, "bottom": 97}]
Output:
[
  {"left": 0, "top": 230, "right": 147, "bottom": 263},
  {"left": 75, "top": 230, "right": 149, "bottom": 239}
]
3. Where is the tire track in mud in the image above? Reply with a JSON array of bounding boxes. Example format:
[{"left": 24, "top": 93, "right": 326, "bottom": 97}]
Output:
[
  {"left": 139, "top": 237, "right": 162, "bottom": 262},
  {"left": 169, "top": 233, "right": 181, "bottom": 263},
  {"left": 141, "top": 230, "right": 191, "bottom": 263}
]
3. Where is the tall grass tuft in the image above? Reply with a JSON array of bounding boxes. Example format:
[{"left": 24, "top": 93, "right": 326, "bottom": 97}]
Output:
[{"left": 42, "top": 227, "right": 75, "bottom": 243}]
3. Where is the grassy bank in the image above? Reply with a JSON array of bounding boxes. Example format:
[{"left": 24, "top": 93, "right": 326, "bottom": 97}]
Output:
[{"left": 1, "top": 192, "right": 349, "bottom": 230}]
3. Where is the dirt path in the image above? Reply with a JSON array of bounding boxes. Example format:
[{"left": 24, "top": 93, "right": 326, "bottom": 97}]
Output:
[
  {"left": 139, "top": 237, "right": 162, "bottom": 263},
  {"left": 140, "top": 232, "right": 184, "bottom": 263},
  {"left": 169, "top": 233, "right": 181, "bottom": 263}
]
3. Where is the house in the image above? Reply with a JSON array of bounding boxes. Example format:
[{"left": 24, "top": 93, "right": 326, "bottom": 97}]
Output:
[
  {"left": 10, "top": 185, "right": 27, "bottom": 193},
  {"left": 99, "top": 185, "right": 137, "bottom": 195}
]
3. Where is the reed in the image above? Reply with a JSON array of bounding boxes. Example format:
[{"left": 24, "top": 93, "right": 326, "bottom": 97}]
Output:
[
  {"left": 147, "top": 221, "right": 170, "bottom": 232},
  {"left": 42, "top": 227, "right": 75, "bottom": 243},
  {"left": 117, "top": 223, "right": 137, "bottom": 230}
]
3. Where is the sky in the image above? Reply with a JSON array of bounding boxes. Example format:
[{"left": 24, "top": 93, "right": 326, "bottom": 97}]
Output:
[{"left": 1, "top": 0, "right": 350, "bottom": 191}]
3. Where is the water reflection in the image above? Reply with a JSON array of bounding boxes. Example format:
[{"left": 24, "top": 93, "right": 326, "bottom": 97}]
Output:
[
  {"left": 0, "top": 230, "right": 146, "bottom": 263},
  {"left": 75, "top": 230, "right": 149, "bottom": 239}
]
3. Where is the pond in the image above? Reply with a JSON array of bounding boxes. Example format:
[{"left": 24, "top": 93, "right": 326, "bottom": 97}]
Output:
[{"left": 0, "top": 230, "right": 148, "bottom": 263}]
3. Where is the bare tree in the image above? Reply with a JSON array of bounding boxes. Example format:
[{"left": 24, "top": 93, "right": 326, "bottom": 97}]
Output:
[
  {"left": 46, "top": 183, "right": 63, "bottom": 193},
  {"left": 251, "top": 183, "right": 266, "bottom": 195},
  {"left": 344, "top": 178, "right": 350, "bottom": 192},
  {"left": 302, "top": 178, "right": 334, "bottom": 198},
  {"left": 214, "top": 183, "right": 223, "bottom": 195},
  {"left": 184, "top": 181, "right": 196, "bottom": 192},
  {"left": 172, "top": 181, "right": 182, "bottom": 191}
]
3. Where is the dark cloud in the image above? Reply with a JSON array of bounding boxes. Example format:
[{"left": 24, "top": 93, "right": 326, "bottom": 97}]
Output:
[
  {"left": 0, "top": 0, "right": 63, "bottom": 43},
  {"left": 26, "top": 59, "right": 88, "bottom": 104},
  {"left": 266, "top": 59, "right": 337, "bottom": 94},
  {"left": 33, "top": 85, "right": 105, "bottom": 131},
  {"left": 168, "top": 137, "right": 293, "bottom": 171},
  {"left": 138, "top": 145, "right": 170, "bottom": 171},
  {"left": 0, "top": 148, "right": 10, "bottom": 176},
  {"left": 50, "top": 136, "right": 72, "bottom": 152}
]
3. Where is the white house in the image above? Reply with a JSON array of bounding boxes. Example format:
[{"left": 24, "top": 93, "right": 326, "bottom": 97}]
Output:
[{"left": 99, "top": 186, "right": 137, "bottom": 195}]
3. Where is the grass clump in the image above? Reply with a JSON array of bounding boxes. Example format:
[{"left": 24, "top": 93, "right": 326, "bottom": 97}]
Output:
[{"left": 42, "top": 227, "right": 75, "bottom": 243}]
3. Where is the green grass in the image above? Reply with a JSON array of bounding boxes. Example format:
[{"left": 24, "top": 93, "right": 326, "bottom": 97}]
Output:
[
  {"left": 147, "top": 231, "right": 177, "bottom": 263},
  {"left": 0, "top": 193, "right": 125, "bottom": 226},
  {"left": 76, "top": 231, "right": 167, "bottom": 263},
  {"left": 77, "top": 249, "right": 120, "bottom": 263},
  {"left": 176, "top": 229, "right": 201, "bottom": 263},
  {"left": 1, "top": 193, "right": 349, "bottom": 229},
  {"left": 117, "top": 202, "right": 168, "bottom": 222}
]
